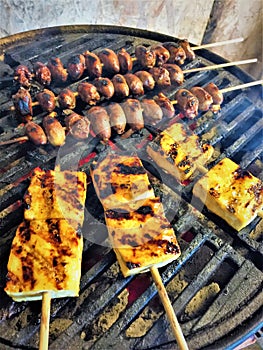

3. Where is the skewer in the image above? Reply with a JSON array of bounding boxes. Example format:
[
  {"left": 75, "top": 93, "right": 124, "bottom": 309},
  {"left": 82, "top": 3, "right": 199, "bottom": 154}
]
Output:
[
  {"left": 39, "top": 292, "right": 51, "bottom": 350},
  {"left": 192, "top": 37, "right": 244, "bottom": 50},
  {"left": 220, "top": 79, "right": 263, "bottom": 93},
  {"left": 150, "top": 266, "right": 189, "bottom": 350}
]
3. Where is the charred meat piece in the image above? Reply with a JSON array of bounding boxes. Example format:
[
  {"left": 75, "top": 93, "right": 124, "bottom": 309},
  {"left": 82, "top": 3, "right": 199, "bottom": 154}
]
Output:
[
  {"left": 47, "top": 57, "right": 68, "bottom": 84},
  {"left": 83, "top": 50, "right": 102, "bottom": 78},
  {"left": 112, "top": 74, "right": 130, "bottom": 99},
  {"left": 25, "top": 121, "right": 47, "bottom": 145},
  {"left": 33, "top": 62, "right": 51, "bottom": 86},
  {"left": 107, "top": 102, "right": 126, "bottom": 135},
  {"left": 151, "top": 44, "right": 170, "bottom": 65},
  {"left": 190, "top": 86, "right": 213, "bottom": 111},
  {"left": 87, "top": 106, "right": 111, "bottom": 142},
  {"left": 77, "top": 82, "right": 100, "bottom": 105},
  {"left": 178, "top": 39, "right": 195, "bottom": 61},
  {"left": 153, "top": 92, "right": 175, "bottom": 119},
  {"left": 67, "top": 54, "right": 85, "bottom": 81},
  {"left": 204, "top": 82, "right": 224, "bottom": 105},
  {"left": 149, "top": 67, "right": 171, "bottom": 87},
  {"left": 134, "top": 70, "right": 155, "bottom": 91},
  {"left": 118, "top": 48, "right": 133, "bottom": 73},
  {"left": 93, "top": 77, "right": 115, "bottom": 99},
  {"left": 163, "top": 63, "right": 184, "bottom": 85},
  {"left": 36, "top": 89, "right": 56, "bottom": 112},
  {"left": 122, "top": 99, "right": 144, "bottom": 131},
  {"left": 175, "top": 89, "right": 199, "bottom": 119},
  {"left": 141, "top": 99, "right": 163, "bottom": 125},
  {"left": 98, "top": 48, "right": 120, "bottom": 74},
  {"left": 57, "top": 88, "right": 76, "bottom": 109},
  {"left": 163, "top": 42, "right": 186, "bottom": 65},
  {"left": 43, "top": 113, "right": 66, "bottom": 146},
  {"left": 12, "top": 87, "right": 33, "bottom": 122},
  {"left": 135, "top": 45, "right": 156, "bottom": 68},
  {"left": 124, "top": 73, "right": 144, "bottom": 96},
  {"left": 65, "top": 112, "right": 90, "bottom": 140},
  {"left": 14, "top": 65, "right": 32, "bottom": 87}
]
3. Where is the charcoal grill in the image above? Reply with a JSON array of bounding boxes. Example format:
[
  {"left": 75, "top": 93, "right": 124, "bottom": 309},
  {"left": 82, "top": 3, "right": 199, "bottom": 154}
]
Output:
[{"left": 0, "top": 25, "right": 262, "bottom": 350}]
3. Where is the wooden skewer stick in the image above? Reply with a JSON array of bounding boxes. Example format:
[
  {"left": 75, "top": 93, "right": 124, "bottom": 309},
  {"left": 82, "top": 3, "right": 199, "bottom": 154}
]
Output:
[
  {"left": 192, "top": 37, "right": 244, "bottom": 51},
  {"left": 0, "top": 136, "right": 29, "bottom": 146},
  {"left": 150, "top": 266, "right": 189, "bottom": 350},
  {"left": 39, "top": 292, "right": 51, "bottom": 350},
  {"left": 220, "top": 80, "right": 263, "bottom": 94}
]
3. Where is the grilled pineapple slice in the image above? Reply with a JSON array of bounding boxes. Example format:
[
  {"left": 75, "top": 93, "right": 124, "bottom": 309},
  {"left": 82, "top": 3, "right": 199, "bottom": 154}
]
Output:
[
  {"left": 5, "top": 219, "right": 83, "bottom": 301},
  {"left": 147, "top": 122, "right": 214, "bottom": 182},
  {"left": 105, "top": 197, "right": 181, "bottom": 277},
  {"left": 193, "top": 158, "right": 263, "bottom": 231}
]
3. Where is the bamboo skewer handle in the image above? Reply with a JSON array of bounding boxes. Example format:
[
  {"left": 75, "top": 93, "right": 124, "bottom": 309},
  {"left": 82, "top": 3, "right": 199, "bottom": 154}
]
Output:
[
  {"left": 39, "top": 292, "right": 51, "bottom": 350},
  {"left": 192, "top": 37, "right": 244, "bottom": 51},
  {"left": 220, "top": 80, "right": 263, "bottom": 94},
  {"left": 150, "top": 266, "right": 189, "bottom": 350}
]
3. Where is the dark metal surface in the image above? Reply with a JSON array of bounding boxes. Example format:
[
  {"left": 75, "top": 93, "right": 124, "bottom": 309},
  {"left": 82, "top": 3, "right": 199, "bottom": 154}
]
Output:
[{"left": 0, "top": 25, "right": 262, "bottom": 350}]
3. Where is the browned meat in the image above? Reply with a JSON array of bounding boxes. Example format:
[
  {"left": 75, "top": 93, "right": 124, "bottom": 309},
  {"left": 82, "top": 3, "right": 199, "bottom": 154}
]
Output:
[
  {"left": 83, "top": 51, "right": 102, "bottom": 78},
  {"left": 135, "top": 45, "right": 156, "bottom": 68},
  {"left": 204, "top": 82, "right": 224, "bottom": 105},
  {"left": 163, "top": 42, "right": 186, "bottom": 65},
  {"left": 33, "top": 62, "right": 51, "bottom": 86},
  {"left": 36, "top": 89, "right": 56, "bottom": 112},
  {"left": 163, "top": 63, "right": 184, "bottom": 85},
  {"left": 12, "top": 87, "right": 33, "bottom": 122},
  {"left": 124, "top": 73, "right": 144, "bottom": 95},
  {"left": 57, "top": 88, "right": 76, "bottom": 109},
  {"left": 122, "top": 99, "right": 144, "bottom": 131},
  {"left": 175, "top": 89, "right": 199, "bottom": 119},
  {"left": 25, "top": 121, "right": 47, "bottom": 145},
  {"left": 43, "top": 113, "right": 66, "bottom": 146},
  {"left": 178, "top": 39, "right": 195, "bottom": 60},
  {"left": 134, "top": 70, "right": 155, "bottom": 91},
  {"left": 67, "top": 54, "right": 86, "bottom": 81},
  {"left": 93, "top": 77, "right": 115, "bottom": 99},
  {"left": 14, "top": 65, "right": 32, "bottom": 87},
  {"left": 107, "top": 102, "right": 126, "bottom": 134},
  {"left": 141, "top": 99, "right": 163, "bottom": 125},
  {"left": 118, "top": 48, "right": 133, "bottom": 73},
  {"left": 111, "top": 74, "right": 130, "bottom": 99},
  {"left": 98, "top": 49, "right": 120, "bottom": 74},
  {"left": 148, "top": 67, "right": 171, "bottom": 87},
  {"left": 77, "top": 82, "right": 100, "bottom": 105},
  {"left": 87, "top": 106, "right": 111, "bottom": 142},
  {"left": 151, "top": 44, "right": 170, "bottom": 65},
  {"left": 153, "top": 92, "right": 175, "bottom": 119},
  {"left": 65, "top": 112, "right": 90, "bottom": 140},
  {"left": 190, "top": 86, "right": 213, "bottom": 111},
  {"left": 47, "top": 57, "right": 68, "bottom": 84}
]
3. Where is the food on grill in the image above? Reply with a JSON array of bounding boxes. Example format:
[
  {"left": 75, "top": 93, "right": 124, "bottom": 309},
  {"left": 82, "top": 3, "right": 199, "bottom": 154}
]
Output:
[
  {"left": 111, "top": 74, "right": 130, "bottom": 98},
  {"left": 24, "top": 167, "right": 87, "bottom": 223},
  {"left": 124, "top": 73, "right": 145, "bottom": 96},
  {"left": 141, "top": 99, "right": 163, "bottom": 125},
  {"left": 147, "top": 122, "right": 214, "bottom": 182},
  {"left": 25, "top": 121, "right": 47, "bottom": 146},
  {"left": 134, "top": 70, "right": 155, "bottom": 91},
  {"left": 204, "top": 82, "right": 224, "bottom": 105},
  {"left": 87, "top": 106, "right": 111, "bottom": 142},
  {"left": 162, "top": 42, "right": 186, "bottom": 65},
  {"left": 47, "top": 57, "right": 68, "bottom": 84},
  {"left": 178, "top": 39, "right": 195, "bottom": 61},
  {"left": 190, "top": 86, "right": 213, "bottom": 111},
  {"left": 135, "top": 45, "right": 156, "bottom": 68},
  {"left": 67, "top": 54, "right": 86, "bottom": 81},
  {"left": 33, "top": 61, "right": 52, "bottom": 86},
  {"left": 151, "top": 44, "right": 170, "bottom": 65},
  {"left": 65, "top": 112, "right": 90, "bottom": 140},
  {"left": 122, "top": 99, "right": 144, "bottom": 132},
  {"left": 93, "top": 77, "right": 115, "bottom": 99},
  {"left": 90, "top": 153, "right": 155, "bottom": 211},
  {"left": 57, "top": 88, "right": 76, "bottom": 109},
  {"left": 12, "top": 87, "right": 33, "bottom": 122},
  {"left": 148, "top": 67, "right": 171, "bottom": 87},
  {"left": 163, "top": 63, "right": 184, "bottom": 85},
  {"left": 83, "top": 50, "right": 102, "bottom": 78},
  {"left": 98, "top": 48, "right": 120, "bottom": 74},
  {"left": 43, "top": 114, "right": 66, "bottom": 147},
  {"left": 36, "top": 89, "right": 56, "bottom": 112},
  {"left": 174, "top": 88, "right": 199, "bottom": 119},
  {"left": 193, "top": 158, "right": 263, "bottom": 231},
  {"left": 117, "top": 48, "right": 133, "bottom": 73},
  {"left": 77, "top": 82, "right": 100, "bottom": 105},
  {"left": 153, "top": 92, "right": 175, "bottom": 119},
  {"left": 4, "top": 218, "right": 83, "bottom": 301},
  {"left": 107, "top": 102, "right": 127, "bottom": 134},
  {"left": 14, "top": 64, "right": 32, "bottom": 87}
]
